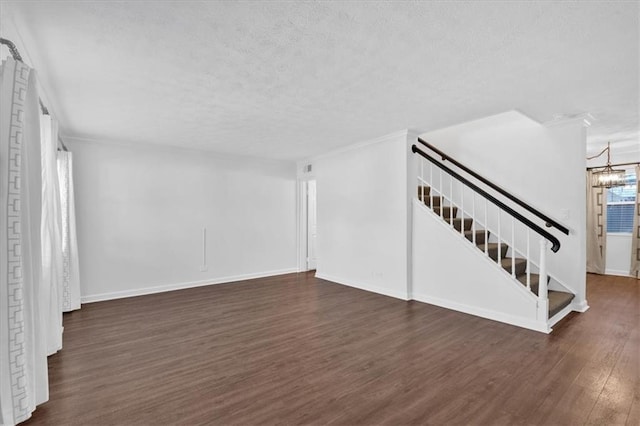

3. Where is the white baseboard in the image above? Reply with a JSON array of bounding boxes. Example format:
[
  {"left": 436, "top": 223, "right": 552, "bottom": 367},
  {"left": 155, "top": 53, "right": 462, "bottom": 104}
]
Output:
[
  {"left": 315, "top": 273, "right": 409, "bottom": 301},
  {"left": 604, "top": 268, "right": 634, "bottom": 277},
  {"left": 81, "top": 268, "right": 299, "bottom": 304},
  {"left": 412, "top": 292, "right": 550, "bottom": 333},
  {"left": 571, "top": 299, "right": 590, "bottom": 312}
]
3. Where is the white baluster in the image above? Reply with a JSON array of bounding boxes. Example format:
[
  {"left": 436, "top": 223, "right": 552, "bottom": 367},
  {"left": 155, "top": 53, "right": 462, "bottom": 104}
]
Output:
[
  {"left": 460, "top": 181, "right": 464, "bottom": 236},
  {"left": 449, "top": 175, "right": 453, "bottom": 227},
  {"left": 472, "top": 192, "right": 476, "bottom": 245},
  {"left": 420, "top": 158, "right": 424, "bottom": 203},
  {"left": 497, "top": 208, "right": 502, "bottom": 264},
  {"left": 484, "top": 199, "right": 488, "bottom": 255},
  {"left": 511, "top": 217, "right": 515, "bottom": 277},
  {"left": 429, "top": 162, "right": 433, "bottom": 211},
  {"left": 538, "top": 238, "right": 549, "bottom": 321},
  {"left": 526, "top": 229, "right": 531, "bottom": 290},
  {"left": 439, "top": 169, "right": 443, "bottom": 218}
]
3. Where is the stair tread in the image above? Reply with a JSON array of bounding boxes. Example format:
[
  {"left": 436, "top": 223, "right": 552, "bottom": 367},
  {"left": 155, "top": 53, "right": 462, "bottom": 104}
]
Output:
[
  {"left": 476, "top": 242, "right": 506, "bottom": 250},
  {"left": 476, "top": 242, "right": 509, "bottom": 262},
  {"left": 432, "top": 206, "right": 458, "bottom": 216},
  {"left": 515, "top": 273, "right": 552, "bottom": 287},
  {"left": 500, "top": 257, "right": 527, "bottom": 276},
  {"left": 517, "top": 273, "right": 541, "bottom": 287},
  {"left": 421, "top": 197, "right": 442, "bottom": 207},
  {"left": 465, "top": 230, "right": 488, "bottom": 237},
  {"left": 444, "top": 216, "right": 473, "bottom": 231},
  {"left": 444, "top": 218, "right": 472, "bottom": 224},
  {"left": 548, "top": 290, "right": 575, "bottom": 318},
  {"left": 464, "top": 229, "right": 488, "bottom": 245},
  {"left": 500, "top": 257, "right": 526, "bottom": 268},
  {"left": 417, "top": 186, "right": 431, "bottom": 197},
  {"left": 514, "top": 274, "right": 574, "bottom": 317}
]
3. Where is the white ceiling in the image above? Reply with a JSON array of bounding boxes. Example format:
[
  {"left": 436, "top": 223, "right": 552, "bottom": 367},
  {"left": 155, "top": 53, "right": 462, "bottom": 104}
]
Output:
[{"left": 1, "top": 1, "right": 638, "bottom": 161}]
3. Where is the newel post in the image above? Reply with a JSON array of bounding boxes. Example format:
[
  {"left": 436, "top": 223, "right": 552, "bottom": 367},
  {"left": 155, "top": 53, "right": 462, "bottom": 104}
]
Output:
[{"left": 538, "top": 238, "right": 549, "bottom": 321}]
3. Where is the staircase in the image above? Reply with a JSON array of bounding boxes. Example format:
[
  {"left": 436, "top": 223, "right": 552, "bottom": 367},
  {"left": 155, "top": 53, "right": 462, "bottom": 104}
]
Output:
[{"left": 417, "top": 184, "right": 575, "bottom": 322}]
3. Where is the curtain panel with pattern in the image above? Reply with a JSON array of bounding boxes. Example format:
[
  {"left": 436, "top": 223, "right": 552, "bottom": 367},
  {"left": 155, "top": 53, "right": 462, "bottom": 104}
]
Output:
[{"left": 0, "top": 57, "right": 49, "bottom": 426}]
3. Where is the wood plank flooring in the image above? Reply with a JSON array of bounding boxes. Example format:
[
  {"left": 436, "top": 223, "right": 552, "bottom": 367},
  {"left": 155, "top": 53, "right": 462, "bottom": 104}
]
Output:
[{"left": 24, "top": 272, "right": 638, "bottom": 425}]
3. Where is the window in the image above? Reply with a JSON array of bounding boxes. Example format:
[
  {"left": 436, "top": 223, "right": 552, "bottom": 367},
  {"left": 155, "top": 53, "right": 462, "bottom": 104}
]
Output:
[{"left": 607, "top": 172, "right": 637, "bottom": 233}]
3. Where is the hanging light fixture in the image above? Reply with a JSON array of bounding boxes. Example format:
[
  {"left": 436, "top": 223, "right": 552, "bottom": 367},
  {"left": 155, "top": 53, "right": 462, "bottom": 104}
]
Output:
[{"left": 588, "top": 142, "right": 626, "bottom": 188}]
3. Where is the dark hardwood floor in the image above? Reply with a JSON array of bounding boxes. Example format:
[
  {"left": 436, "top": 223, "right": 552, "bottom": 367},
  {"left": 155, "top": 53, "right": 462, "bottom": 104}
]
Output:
[{"left": 25, "top": 272, "right": 638, "bottom": 425}]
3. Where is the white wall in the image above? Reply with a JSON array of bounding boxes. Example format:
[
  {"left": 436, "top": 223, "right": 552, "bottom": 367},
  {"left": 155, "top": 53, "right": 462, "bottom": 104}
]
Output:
[
  {"left": 67, "top": 138, "right": 298, "bottom": 302},
  {"left": 418, "top": 111, "right": 588, "bottom": 307},
  {"left": 606, "top": 234, "right": 634, "bottom": 276},
  {"left": 313, "top": 131, "right": 411, "bottom": 300}
]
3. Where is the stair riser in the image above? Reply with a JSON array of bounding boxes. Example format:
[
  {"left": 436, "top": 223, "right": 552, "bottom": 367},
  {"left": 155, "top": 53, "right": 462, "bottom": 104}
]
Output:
[
  {"left": 549, "top": 292, "right": 575, "bottom": 318},
  {"left": 465, "top": 230, "right": 488, "bottom": 245},
  {"left": 484, "top": 245, "right": 509, "bottom": 262},
  {"left": 444, "top": 217, "right": 473, "bottom": 232},
  {"left": 518, "top": 278, "right": 540, "bottom": 295},
  {"left": 502, "top": 261, "right": 527, "bottom": 277},
  {"left": 517, "top": 274, "right": 551, "bottom": 296},
  {"left": 421, "top": 196, "right": 442, "bottom": 207},
  {"left": 417, "top": 186, "right": 431, "bottom": 197},
  {"left": 432, "top": 207, "right": 458, "bottom": 218}
]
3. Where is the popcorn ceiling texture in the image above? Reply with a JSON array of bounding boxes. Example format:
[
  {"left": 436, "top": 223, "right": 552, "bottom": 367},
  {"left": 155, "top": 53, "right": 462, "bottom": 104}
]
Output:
[{"left": 1, "top": 1, "right": 638, "bottom": 160}]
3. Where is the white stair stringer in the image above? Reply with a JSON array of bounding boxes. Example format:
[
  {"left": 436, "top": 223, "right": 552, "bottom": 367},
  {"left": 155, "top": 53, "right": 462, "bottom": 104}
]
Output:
[{"left": 411, "top": 199, "right": 551, "bottom": 333}]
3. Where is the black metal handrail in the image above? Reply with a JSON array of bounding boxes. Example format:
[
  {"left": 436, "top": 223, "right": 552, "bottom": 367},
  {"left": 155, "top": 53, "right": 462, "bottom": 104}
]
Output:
[
  {"left": 412, "top": 145, "right": 562, "bottom": 252},
  {"left": 417, "top": 137, "right": 569, "bottom": 236}
]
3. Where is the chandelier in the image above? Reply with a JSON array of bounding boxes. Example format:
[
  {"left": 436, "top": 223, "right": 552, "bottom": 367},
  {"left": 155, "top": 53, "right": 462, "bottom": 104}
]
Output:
[{"left": 587, "top": 142, "right": 626, "bottom": 188}]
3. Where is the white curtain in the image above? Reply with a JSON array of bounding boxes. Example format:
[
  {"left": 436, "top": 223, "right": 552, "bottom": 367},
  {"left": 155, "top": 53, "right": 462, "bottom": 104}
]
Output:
[
  {"left": 631, "top": 165, "right": 640, "bottom": 278},
  {"left": 57, "top": 151, "right": 81, "bottom": 311},
  {"left": 0, "top": 58, "right": 49, "bottom": 425},
  {"left": 40, "top": 115, "right": 64, "bottom": 355},
  {"left": 586, "top": 170, "right": 607, "bottom": 274}
]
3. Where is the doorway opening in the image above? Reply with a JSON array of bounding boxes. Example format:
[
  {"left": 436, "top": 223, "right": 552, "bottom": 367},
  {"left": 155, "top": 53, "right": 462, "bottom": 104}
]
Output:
[
  {"left": 298, "top": 178, "right": 317, "bottom": 272},
  {"left": 306, "top": 180, "right": 317, "bottom": 271}
]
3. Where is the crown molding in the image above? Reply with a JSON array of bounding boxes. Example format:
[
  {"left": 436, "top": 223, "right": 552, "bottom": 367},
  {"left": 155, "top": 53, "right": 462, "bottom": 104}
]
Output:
[
  {"left": 309, "top": 128, "right": 413, "bottom": 162},
  {"left": 544, "top": 112, "right": 594, "bottom": 128},
  {"left": 63, "top": 135, "right": 295, "bottom": 165}
]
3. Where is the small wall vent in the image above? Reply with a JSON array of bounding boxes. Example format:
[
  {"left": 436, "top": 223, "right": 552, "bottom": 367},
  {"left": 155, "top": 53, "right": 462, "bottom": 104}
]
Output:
[{"left": 304, "top": 164, "right": 313, "bottom": 173}]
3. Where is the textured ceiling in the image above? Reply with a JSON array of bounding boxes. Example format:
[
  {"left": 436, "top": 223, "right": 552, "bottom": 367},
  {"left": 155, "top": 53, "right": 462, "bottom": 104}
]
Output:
[{"left": 1, "top": 1, "right": 638, "bottom": 160}]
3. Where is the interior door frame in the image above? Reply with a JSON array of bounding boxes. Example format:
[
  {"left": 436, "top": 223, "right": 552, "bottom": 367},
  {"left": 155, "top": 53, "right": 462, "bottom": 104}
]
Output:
[
  {"left": 297, "top": 177, "right": 316, "bottom": 272},
  {"left": 306, "top": 180, "right": 317, "bottom": 270}
]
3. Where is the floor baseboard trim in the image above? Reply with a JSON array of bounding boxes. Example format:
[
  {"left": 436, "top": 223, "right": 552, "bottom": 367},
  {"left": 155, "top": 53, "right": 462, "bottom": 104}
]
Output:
[
  {"left": 81, "top": 268, "right": 299, "bottom": 304},
  {"left": 604, "top": 269, "right": 634, "bottom": 277},
  {"left": 315, "top": 273, "right": 409, "bottom": 301},
  {"left": 412, "top": 292, "right": 550, "bottom": 333},
  {"left": 571, "top": 299, "right": 590, "bottom": 313}
]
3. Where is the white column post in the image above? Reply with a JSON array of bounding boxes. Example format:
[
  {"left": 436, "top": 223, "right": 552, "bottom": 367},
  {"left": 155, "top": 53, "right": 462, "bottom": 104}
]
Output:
[{"left": 538, "top": 238, "right": 549, "bottom": 321}]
